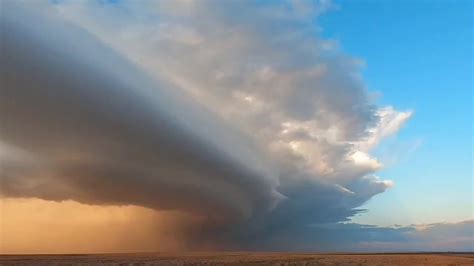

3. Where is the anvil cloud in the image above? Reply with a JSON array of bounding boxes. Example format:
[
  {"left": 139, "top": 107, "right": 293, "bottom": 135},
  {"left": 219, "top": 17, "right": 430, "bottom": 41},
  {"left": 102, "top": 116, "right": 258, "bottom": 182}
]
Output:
[{"left": 1, "top": 0, "right": 417, "bottom": 250}]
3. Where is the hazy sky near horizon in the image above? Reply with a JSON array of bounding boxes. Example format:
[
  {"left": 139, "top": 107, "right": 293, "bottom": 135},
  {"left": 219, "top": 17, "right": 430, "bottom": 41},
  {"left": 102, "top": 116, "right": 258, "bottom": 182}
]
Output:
[{"left": 0, "top": 0, "right": 472, "bottom": 253}]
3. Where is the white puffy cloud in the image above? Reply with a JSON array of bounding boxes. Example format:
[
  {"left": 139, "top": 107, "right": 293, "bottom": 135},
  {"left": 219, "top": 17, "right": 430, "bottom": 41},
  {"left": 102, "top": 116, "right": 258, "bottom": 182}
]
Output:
[{"left": 52, "top": 0, "right": 411, "bottom": 190}]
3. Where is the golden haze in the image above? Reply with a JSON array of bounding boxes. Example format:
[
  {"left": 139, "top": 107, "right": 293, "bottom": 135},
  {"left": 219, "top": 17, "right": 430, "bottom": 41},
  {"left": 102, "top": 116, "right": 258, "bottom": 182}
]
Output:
[{"left": 0, "top": 198, "right": 191, "bottom": 254}]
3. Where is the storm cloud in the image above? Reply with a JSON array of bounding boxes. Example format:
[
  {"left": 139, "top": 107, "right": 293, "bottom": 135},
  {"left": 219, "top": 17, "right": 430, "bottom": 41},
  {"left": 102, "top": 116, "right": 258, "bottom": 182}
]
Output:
[
  {"left": 1, "top": 1, "right": 284, "bottom": 222},
  {"left": 1, "top": 0, "right": 418, "bottom": 250}
]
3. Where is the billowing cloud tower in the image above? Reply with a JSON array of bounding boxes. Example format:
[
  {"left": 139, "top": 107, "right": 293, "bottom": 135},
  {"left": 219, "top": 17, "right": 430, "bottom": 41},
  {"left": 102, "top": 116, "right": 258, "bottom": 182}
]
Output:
[{"left": 1, "top": 0, "right": 414, "bottom": 250}]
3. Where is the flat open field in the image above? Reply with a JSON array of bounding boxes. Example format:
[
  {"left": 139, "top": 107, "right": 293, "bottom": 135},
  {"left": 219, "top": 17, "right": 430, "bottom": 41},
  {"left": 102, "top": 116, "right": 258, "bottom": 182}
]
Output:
[{"left": 1, "top": 252, "right": 473, "bottom": 265}]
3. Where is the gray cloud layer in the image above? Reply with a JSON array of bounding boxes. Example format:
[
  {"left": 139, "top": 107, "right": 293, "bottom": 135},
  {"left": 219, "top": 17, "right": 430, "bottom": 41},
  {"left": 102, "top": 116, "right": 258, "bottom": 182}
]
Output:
[
  {"left": 0, "top": 1, "right": 448, "bottom": 251},
  {"left": 254, "top": 220, "right": 474, "bottom": 252},
  {"left": 1, "top": 1, "right": 281, "bottom": 221}
]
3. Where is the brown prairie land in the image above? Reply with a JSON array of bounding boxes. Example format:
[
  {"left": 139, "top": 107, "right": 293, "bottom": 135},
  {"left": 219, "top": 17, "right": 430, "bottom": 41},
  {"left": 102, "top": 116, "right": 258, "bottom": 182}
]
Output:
[{"left": 1, "top": 252, "right": 473, "bottom": 265}]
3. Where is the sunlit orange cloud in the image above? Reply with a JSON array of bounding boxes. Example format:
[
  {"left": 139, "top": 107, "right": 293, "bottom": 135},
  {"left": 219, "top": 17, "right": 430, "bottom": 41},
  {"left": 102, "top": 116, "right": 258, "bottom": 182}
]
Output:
[{"left": 0, "top": 198, "right": 192, "bottom": 254}]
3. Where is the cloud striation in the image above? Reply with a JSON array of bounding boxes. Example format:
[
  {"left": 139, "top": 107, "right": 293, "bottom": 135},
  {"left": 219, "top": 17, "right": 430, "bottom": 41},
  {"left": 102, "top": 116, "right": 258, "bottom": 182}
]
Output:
[{"left": 0, "top": 0, "right": 422, "bottom": 250}]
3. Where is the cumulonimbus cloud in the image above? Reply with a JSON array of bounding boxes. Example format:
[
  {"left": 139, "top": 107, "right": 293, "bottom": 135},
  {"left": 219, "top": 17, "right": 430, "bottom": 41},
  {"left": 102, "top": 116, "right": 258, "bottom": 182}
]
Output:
[
  {"left": 1, "top": 1, "right": 283, "bottom": 222},
  {"left": 1, "top": 0, "right": 414, "bottom": 249}
]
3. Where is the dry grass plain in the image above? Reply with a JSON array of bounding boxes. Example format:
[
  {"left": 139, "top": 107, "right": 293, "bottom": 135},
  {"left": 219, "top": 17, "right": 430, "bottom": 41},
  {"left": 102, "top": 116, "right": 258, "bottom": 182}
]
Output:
[{"left": 1, "top": 252, "right": 473, "bottom": 266}]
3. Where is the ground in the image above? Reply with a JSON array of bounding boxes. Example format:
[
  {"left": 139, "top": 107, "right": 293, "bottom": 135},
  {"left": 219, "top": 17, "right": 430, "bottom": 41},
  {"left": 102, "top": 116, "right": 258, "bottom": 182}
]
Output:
[{"left": 1, "top": 252, "right": 473, "bottom": 265}]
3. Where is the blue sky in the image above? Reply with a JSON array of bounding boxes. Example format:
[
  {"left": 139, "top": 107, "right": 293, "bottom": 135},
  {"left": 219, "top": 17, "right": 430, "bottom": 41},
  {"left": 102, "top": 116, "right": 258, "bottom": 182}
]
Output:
[{"left": 319, "top": 0, "right": 473, "bottom": 225}]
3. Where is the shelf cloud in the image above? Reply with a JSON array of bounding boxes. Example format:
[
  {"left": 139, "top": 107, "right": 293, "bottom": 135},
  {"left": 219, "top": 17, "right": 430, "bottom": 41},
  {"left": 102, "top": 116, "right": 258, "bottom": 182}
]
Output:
[{"left": 0, "top": 0, "right": 420, "bottom": 250}]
